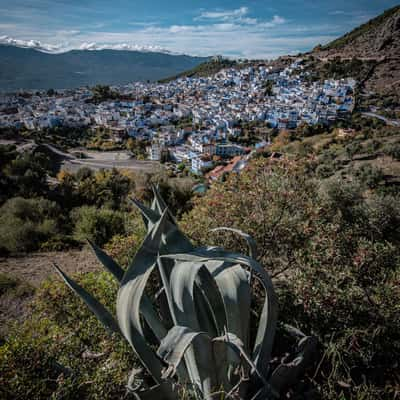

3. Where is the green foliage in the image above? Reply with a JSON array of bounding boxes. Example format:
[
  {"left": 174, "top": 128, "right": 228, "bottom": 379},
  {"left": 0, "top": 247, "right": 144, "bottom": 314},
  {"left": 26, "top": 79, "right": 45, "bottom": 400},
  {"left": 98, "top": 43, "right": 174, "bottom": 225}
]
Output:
[
  {"left": 351, "top": 164, "right": 385, "bottom": 189},
  {"left": 52, "top": 189, "right": 316, "bottom": 399},
  {"left": 0, "top": 148, "right": 50, "bottom": 204},
  {"left": 0, "top": 273, "right": 34, "bottom": 298},
  {"left": 131, "top": 171, "right": 194, "bottom": 217},
  {"left": 383, "top": 142, "right": 400, "bottom": 160},
  {"left": 0, "top": 272, "right": 137, "bottom": 400},
  {"left": 182, "top": 158, "right": 400, "bottom": 399},
  {"left": 71, "top": 206, "right": 127, "bottom": 247},
  {"left": 126, "top": 137, "right": 148, "bottom": 159},
  {"left": 91, "top": 85, "right": 118, "bottom": 103},
  {"left": 262, "top": 80, "right": 274, "bottom": 96},
  {"left": 316, "top": 162, "right": 335, "bottom": 178},
  {"left": 0, "top": 197, "right": 63, "bottom": 253},
  {"left": 0, "top": 143, "right": 195, "bottom": 254},
  {"left": 323, "top": 58, "right": 371, "bottom": 81}
]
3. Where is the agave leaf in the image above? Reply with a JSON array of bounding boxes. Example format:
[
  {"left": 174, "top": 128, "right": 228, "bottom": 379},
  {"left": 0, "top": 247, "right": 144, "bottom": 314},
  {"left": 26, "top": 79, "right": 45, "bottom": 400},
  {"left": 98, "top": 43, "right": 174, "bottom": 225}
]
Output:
[
  {"left": 210, "top": 227, "right": 258, "bottom": 260},
  {"left": 151, "top": 184, "right": 168, "bottom": 214},
  {"left": 155, "top": 287, "right": 174, "bottom": 330},
  {"left": 157, "top": 326, "right": 216, "bottom": 399},
  {"left": 131, "top": 197, "right": 160, "bottom": 232},
  {"left": 121, "top": 209, "right": 168, "bottom": 286},
  {"left": 157, "top": 258, "right": 190, "bottom": 384},
  {"left": 87, "top": 237, "right": 165, "bottom": 341},
  {"left": 202, "top": 260, "right": 251, "bottom": 385},
  {"left": 53, "top": 263, "right": 120, "bottom": 334},
  {"left": 204, "top": 260, "right": 251, "bottom": 347},
  {"left": 269, "top": 336, "right": 317, "bottom": 395},
  {"left": 168, "top": 261, "right": 211, "bottom": 390},
  {"left": 117, "top": 210, "right": 171, "bottom": 383},
  {"left": 152, "top": 184, "right": 179, "bottom": 226},
  {"left": 213, "top": 333, "right": 266, "bottom": 385},
  {"left": 195, "top": 265, "right": 227, "bottom": 336},
  {"left": 118, "top": 265, "right": 165, "bottom": 383},
  {"left": 87, "top": 239, "right": 124, "bottom": 282},
  {"left": 169, "top": 261, "right": 225, "bottom": 395},
  {"left": 169, "top": 261, "right": 211, "bottom": 333},
  {"left": 141, "top": 294, "right": 168, "bottom": 341},
  {"left": 161, "top": 249, "right": 278, "bottom": 375},
  {"left": 157, "top": 326, "right": 208, "bottom": 378},
  {"left": 161, "top": 223, "right": 194, "bottom": 255}
]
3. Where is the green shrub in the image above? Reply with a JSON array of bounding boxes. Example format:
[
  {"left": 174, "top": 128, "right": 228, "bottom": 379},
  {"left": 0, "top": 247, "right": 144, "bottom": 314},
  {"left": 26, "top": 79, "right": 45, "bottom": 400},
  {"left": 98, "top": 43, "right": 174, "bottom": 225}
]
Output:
[
  {"left": 181, "top": 158, "right": 400, "bottom": 399},
  {"left": 316, "top": 163, "right": 335, "bottom": 178},
  {"left": 71, "top": 206, "right": 126, "bottom": 246},
  {"left": 0, "top": 273, "right": 34, "bottom": 298},
  {"left": 0, "top": 197, "right": 63, "bottom": 253},
  {"left": 104, "top": 234, "right": 143, "bottom": 268},
  {"left": 352, "top": 164, "right": 385, "bottom": 189},
  {"left": 383, "top": 142, "right": 400, "bottom": 160}
]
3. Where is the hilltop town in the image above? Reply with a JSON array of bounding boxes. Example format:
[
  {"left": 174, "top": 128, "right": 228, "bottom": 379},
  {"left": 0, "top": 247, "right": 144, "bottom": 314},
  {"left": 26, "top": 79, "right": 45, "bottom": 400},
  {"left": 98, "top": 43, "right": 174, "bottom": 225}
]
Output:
[{"left": 0, "top": 59, "right": 355, "bottom": 176}]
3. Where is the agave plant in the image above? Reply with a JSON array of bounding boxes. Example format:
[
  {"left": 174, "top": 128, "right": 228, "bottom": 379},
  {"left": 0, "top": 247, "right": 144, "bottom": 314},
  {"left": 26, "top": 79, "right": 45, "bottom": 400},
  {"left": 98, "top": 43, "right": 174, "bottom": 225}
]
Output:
[{"left": 54, "top": 187, "right": 316, "bottom": 399}]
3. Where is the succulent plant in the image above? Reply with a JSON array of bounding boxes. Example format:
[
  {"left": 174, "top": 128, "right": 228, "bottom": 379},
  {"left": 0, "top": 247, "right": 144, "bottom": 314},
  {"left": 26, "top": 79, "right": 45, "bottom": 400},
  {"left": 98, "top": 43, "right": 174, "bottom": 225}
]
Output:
[{"left": 54, "top": 186, "right": 316, "bottom": 399}]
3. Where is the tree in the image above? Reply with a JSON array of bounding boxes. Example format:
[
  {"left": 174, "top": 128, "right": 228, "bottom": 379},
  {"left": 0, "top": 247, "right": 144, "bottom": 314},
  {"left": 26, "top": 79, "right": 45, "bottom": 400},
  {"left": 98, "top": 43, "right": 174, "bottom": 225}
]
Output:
[{"left": 262, "top": 80, "right": 274, "bottom": 96}]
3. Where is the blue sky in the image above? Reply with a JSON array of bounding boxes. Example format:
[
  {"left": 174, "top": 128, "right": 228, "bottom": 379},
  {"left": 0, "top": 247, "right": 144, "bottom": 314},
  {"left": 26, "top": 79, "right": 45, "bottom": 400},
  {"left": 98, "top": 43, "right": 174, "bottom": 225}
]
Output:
[{"left": 0, "top": 0, "right": 399, "bottom": 58}]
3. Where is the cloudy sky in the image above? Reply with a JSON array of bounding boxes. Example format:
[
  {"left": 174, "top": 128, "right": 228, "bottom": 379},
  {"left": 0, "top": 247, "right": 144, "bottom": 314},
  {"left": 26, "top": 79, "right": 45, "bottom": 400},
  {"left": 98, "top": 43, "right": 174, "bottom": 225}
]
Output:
[{"left": 0, "top": 0, "right": 398, "bottom": 58}]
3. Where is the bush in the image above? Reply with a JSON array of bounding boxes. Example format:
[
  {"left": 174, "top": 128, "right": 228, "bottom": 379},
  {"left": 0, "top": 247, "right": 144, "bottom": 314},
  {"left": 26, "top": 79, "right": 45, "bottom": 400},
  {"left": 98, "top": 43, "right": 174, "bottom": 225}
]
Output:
[
  {"left": 0, "top": 197, "right": 63, "bottom": 253},
  {"left": 352, "top": 164, "right": 384, "bottom": 189},
  {"left": 383, "top": 142, "right": 400, "bottom": 160},
  {"left": 0, "top": 273, "right": 34, "bottom": 298},
  {"left": 316, "top": 163, "right": 335, "bottom": 178},
  {"left": 71, "top": 206, "right": 126, "bottom": 246},
  {"left": 181, "top": 158, "right": 400, "bottom": 399}
]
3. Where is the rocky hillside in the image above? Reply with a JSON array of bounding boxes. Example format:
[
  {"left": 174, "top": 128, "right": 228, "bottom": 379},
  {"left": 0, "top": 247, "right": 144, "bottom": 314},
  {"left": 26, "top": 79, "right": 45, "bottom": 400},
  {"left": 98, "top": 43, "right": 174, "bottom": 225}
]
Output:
[
  {"left": 313, "top": 5, "right": 400, "bottom": 95},
  {"left": 319, "top": 5, "right": 400, "bottom": 58}
]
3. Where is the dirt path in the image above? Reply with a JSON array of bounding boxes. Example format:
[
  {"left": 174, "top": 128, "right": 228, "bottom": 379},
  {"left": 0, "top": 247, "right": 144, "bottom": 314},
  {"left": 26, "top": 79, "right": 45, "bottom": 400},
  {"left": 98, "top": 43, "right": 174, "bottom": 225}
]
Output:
[
  {"left": 0, "top": 248, "right": 101, "bottom": 287},
  {"left": 0, "top": 248, "right": 102, "bottom": 336}
]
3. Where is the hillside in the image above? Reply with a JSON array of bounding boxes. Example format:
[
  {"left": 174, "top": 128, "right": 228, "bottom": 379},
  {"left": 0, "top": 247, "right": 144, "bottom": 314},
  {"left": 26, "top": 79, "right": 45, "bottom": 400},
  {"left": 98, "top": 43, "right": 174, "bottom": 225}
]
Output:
[
  {"left": 0, "top": 45, "right": 207, "bottom": 91},
  {"left": 158, "top": 57, "right": 237, "bottom": 82},
  {"left": 312, "top": 5, "right": 400, "bottom": 95},
  {"left": 321, "top": 5, "right": 400, "bottom": 56}
]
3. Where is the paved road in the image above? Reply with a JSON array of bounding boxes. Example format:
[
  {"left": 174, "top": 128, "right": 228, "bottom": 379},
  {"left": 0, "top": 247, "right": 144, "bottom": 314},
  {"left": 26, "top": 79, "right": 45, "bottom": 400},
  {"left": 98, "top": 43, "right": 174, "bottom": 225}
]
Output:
[
  {"left": 43, "top": 144, "right": 159, "bottom": 172},
  {"left": 361, "top": 112, "right": 400, "bottom": 127}
]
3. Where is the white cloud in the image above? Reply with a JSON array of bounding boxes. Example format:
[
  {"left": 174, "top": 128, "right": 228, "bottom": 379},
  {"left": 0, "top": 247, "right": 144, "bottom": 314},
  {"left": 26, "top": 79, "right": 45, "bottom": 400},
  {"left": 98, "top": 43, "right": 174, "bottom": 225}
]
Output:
[
  {"left": 196, "top": 7, "right": 249, "bottom": 21},
  {"left": 0, "top": 35, "right": 175, "bottom": 54},
  {"left": 271, "top": 15, "right": 286, "bottom": 25},
  {"left": 257, "top": 15, "right": 287, "bottom": 28},
  {"left": 78, "top": 42, "right": 173, "bottom": 53},
  {"left": 0, "top": 35, "right": 61, "bottom": 52},
  {"left": 0, "top": 8, "right": 342, "bottom": 60},
  {"left": 329, "top": 10, "right": 346, "bottom": 15}
]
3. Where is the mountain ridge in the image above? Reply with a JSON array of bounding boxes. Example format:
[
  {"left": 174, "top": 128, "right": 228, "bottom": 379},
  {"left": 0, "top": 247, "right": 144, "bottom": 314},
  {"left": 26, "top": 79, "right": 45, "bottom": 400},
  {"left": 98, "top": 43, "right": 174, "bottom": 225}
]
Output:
[{"left": 0, "top": 45, "right": 207, "bottom": 91}]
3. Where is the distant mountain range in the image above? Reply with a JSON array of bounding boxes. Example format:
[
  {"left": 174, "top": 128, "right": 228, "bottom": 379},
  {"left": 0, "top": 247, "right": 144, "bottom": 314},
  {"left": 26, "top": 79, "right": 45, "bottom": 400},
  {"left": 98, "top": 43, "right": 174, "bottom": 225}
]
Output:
[
  {"left": 1, "top": 5, "right": 399, "bottom": 93},
  {"left": 0, "top": 45, "right": 207, "bottom": 91}
]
